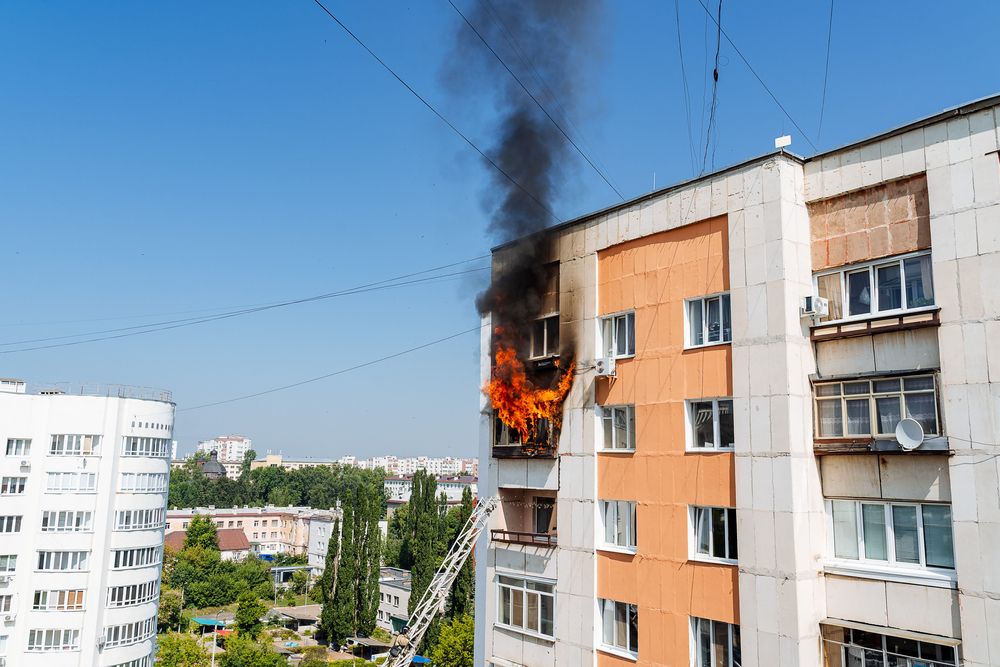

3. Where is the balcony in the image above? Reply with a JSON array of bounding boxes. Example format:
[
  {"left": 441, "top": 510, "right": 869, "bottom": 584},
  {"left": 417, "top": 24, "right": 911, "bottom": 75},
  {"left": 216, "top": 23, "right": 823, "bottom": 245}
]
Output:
[
  {"left": 492, "top": 489, "right": 557, "bottom": 549},
  {"left": 492, "top": 418, "right": 557, "bottom": 459}
]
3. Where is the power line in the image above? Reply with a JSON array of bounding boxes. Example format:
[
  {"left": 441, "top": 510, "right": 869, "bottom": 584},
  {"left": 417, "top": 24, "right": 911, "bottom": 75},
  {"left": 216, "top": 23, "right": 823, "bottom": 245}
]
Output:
[
  {"left": 310, "top": 0, "right": 559, "bottom": 224},
  {"left": 700, "top": 0, "right": 723, "bottom": 175},
  {"left": 446, "top": 0, "right": 625, "bottom": 201},
  {"left": 817, "top": 0, "right": 835, "bottom": 140},
  {"left": 178, "top": 324, "right": 486, "bottom": 412},
  {"left": 673, "top": 0, "right": 698, "bottom": 173},
  {"left": 692, "top": 0, "right": 818, "bottom": 152},
  {"left": 1, "top": 262, "right": 489, "bottom": 353}
]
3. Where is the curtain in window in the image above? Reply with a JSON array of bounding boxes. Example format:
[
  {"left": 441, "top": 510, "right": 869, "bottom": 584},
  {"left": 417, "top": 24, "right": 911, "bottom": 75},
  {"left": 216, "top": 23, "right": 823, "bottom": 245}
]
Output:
[
  {"left": 601, "top": 600, "right": 615, "bottom": 646},
  {"left": 904, "top": 255, "right": 935, "bottom": 307},
  {"left": 689, "top": 301, "right": 704, "bottom": 346},
  {"left": 614, "top": 408, "right": 629, "bottom": 449},
  {"left": 875, "top": 397, "right": 901, "bottom": 434},
  {"left": 817, "top": 400, "right": 843, "bottom": 437},
  {"left": 693, "top": 401, "right": 715, "bottom": 447},
  {"left": 706, "top": 298, "right": 721, "bottom": 343},
  {"left": 845, "top": 399, "right": 871, "bottom": 436},
  {"left": 904, "top": 393, "right": 937, "bottom": 434},
  {"left": 817, "top": 273, "right": 843, "bottom": 322}
]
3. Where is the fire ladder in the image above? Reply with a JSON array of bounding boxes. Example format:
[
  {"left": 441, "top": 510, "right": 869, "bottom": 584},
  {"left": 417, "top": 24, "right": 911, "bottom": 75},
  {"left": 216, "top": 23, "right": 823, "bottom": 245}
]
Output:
[{"left": 385, "top": 494, "right": 500, "bottom": 666}]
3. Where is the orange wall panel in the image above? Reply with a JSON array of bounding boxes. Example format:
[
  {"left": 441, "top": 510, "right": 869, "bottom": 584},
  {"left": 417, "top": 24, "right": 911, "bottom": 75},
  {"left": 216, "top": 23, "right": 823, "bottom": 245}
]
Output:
[{"left": 596, "top": 216, "right": 737, "bottom": 667}]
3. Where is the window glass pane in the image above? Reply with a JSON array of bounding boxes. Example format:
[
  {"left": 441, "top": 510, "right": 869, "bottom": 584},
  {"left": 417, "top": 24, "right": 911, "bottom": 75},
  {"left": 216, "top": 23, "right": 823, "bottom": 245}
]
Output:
[
  {"left": 626, "top": 312, "right": 635, "bottom": 355},
  {"left": 731, "top": 626, "right": 741, "bottom": 667},
  {"left": 613, "top": 407, "right": 629, "bottom": 449},
  {"left": 707, "top": 298, "right": 722, "bottom": 343},
  {"left": 875, "top": 397, "right": 901, "bottom": 434},
  {"left": 815, "top": 383, "right": 842, "bottom": 397},
  {"left": 861, "top": 504, "right": 888, "bottom": 561},
  {"left": 721, "top": 294, "right": 731, "bottom": 342},
  {"left": 616, "top": 501, "right": 629, "bottom": 546},
  {"left": 845, "top": 399, "right": 871, "bottom": 436},
  {"left": 873, "top": 379, "right": 900, "bottom": 393},
  {"left": 817, "top": 399, "right": 843, "bottom": 437},
  {"left": 711, "top": 508, "right": 727, "bottom": 559},
  {"left": 604, "top": 503, "right": 615, "bottom": 544},
  {"left": 712, "top": 621, "right": 728, "bottom": 667},
  {"left": 540, "top": 594, "right": 553, "bottom": 636},
  {"left": 602, "top": 412, "right": 613, "bottom": 449},
  {"left": 843, "top": 381, "right": 870, "bottom": 395},
  {"left": 905, "top": 393, "right": 937, "bottom": 435},
  {"left": 615, "top": 316, "right": 627, "bottom": 357},
  {"left": 903, "top": 376, "right": 934, "bottom": 391},
  {"left": 614, "top": 601, "right": 627, "bottom": 649},
  {"left": 847, "top": 270, "right": 872, "bottom": 316},
  {"left": 525, "top": 591, "right": 539, "bottom": 631},
  {"left": 921, "top": 505, "right": 955, "bottom": 569},
  {"left": 817, "top": 273, "right": 844, "bottom": 322},
  {"left": 628, "top": 406, "right": 637, "bottom": 449},
  {"left": 697, "top": 508, "right": 710, "bottom": 555},
  {"left": 832, "top": 501, "right": 859, "bottom": 559},
  {"left": 693, "top": 402, "right": 715, "bottom": 448},
  {"left": 603, "top": 318, "right": 614, "bottom": 358},
  {"left": 628, "top": 604, "right": 638, "bottom": 653},
  {"left": 602, "top": 600, "right": 614, "bottom": 646},
  {"left": 718, "top": 400, "right": 734, "bottom": 448},
  {"left": 500, "top": 587, "right": 511, "bottom": 625},
  {"left": 531, "top": 319, "right": 546, "bottom": 357},
  {"left": 698, "top": 619, "right": 711, "bottom": 667},
  {"left": 512, "top": 588, "right": 524, "bottom": 627},
  {"left": 727, "top": 508, "right": 738, "bottom": 560},
  {"left": 919, "top": 641, "right": 954, "bottom": 662},
  {"left": 891, "top": 506, "right": 920, "bottom": 564},
  {"left": 904, "top": 255, "right": 935, "bottom": 307},
  {"left": 876, "top": 263, "right": 902, "bottom": 311},
  {"left": 689, "top": 301, "right": 704, "bottom": 346},
  {"left": 546, "top": 316, "right": 559, "bottom": 354}
]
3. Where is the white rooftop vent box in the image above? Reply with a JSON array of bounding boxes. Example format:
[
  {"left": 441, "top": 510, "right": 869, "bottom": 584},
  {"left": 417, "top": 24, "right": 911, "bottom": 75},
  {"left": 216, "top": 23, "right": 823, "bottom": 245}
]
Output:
[
  {"left": 595, "top": 357, "right": 616, "bottom": 378},
  {"left": 0, "top": 379, "right": 25, "bottom": 394},
  {"left": 800, "top": 296, "right": 829, "bottom": 318}
]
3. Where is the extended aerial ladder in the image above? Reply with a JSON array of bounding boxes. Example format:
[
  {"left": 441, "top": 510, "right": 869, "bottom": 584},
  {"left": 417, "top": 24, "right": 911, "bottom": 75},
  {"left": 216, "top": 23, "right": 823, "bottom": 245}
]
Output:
[{"left": 385, "top": 494, "right": 500, "bottom": 666}]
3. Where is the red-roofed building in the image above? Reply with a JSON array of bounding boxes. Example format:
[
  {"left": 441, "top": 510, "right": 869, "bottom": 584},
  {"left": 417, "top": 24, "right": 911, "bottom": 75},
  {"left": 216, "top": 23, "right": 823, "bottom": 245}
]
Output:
[{"left": 164, "top": 528, "right": 251, "bottom": 561}]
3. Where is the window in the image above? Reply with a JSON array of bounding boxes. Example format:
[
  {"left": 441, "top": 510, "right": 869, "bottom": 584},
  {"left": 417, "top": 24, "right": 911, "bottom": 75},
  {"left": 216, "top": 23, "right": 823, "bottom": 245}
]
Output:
[
  {"left": 601, "top": 311, "right": 636, "bottom": 358},
  {"left": 0, "top": 477, "right": 25, "bottom": 495},
  {"left": 691, "top": 507, "right": 738, "bottom": 562},
  {"left": 121, "top": 437, "right": 171, "bottom": 457},
  {"left": 529, "top": 315, "right": 560, "bottom": 359},
  {"left": 600, "top": 405, "right": 636, "bottom": 451},
  {"left": 27, "top": 629, "right": 80, "bottom": 652},
  {"left": 41, "top": 511, "right": 93, "bottom": 532},
  {"left": 533, "top": 497, "right": 555, "bottom": 534},
  {"left": 688, "top": 399, "right": 734, "bottom": 449},
  {"left": 0, "top": 516, "right": 21, "bottom": 533},
  {"left": 109, "top": 657, "right": 153, "bottom": 667},
  {"left": 5, "top": 438, "right": 30, "bottom": 456},
  {"left": 37, "top": 551, "right": 89, "bottom": 571},
  {"left": 828, "top": 500, "right": 955, "bottom": 571},
  {"left": 33, "top": 590, "right": 85, "bottom": 611},
  {"left": 815, "top": 252, "right": 935, "bottom": 323},
  {"left": 104, "top": 616, "right": 156, "bottom": 648},
  {"left": 823, "top": 627, "right": 958, "bottom": 667},
  {"left": 692, "top": 618, "right": 741, "bottom": 667},
  {"left": 600, "top": 500, "right": 637, "bottom": 550},
  {"left": 599, "top": 599, "right": 638, "bottom": 656},
  {"left": 0, "top": 555, "right": 16, "bottom": 573},
  {"left": 46, "top": 472, "right": 97, "bottom": 492},
  {"left": 107, "top": 580, "right": 159, "bottom": 607},
  {"left": 119, "top": 472, "right": 169, "bottom": 493},
  {"left": 112, "top": 547, "right": 162, "bottom": 570},
  {"left": 496, "top": 575, "right": 554, "bottom": 638},
  {"left": 115, "top": 508, "right": 165, "bottom": 531},
  {"left": 687, "top": 294, "right": 731, "bottom": 347},
  {"left": 49, "top": 434, "right": 100, "bottom": 456},
  {"left": 815, "top": 375, "right": 938, "bottom": 438},
  {"left": 0, "top": 596, "right": 10, "bottom": 612}
]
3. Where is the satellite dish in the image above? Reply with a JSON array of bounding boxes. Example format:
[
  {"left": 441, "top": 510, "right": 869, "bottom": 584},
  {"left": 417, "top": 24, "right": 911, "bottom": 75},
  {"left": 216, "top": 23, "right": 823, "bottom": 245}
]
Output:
[{"left": 895, "top": 418, "right": 924, "bottom": 451}]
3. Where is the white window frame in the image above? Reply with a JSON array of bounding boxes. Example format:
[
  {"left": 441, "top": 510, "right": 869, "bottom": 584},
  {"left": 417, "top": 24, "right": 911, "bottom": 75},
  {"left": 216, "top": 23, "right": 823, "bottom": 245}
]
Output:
[
  {"left": 32, "top": 590, "right": 86, "bottom": 611},
  {"left": 0, "top": 596, "right": 10, "bottom": 612},
  {"left": 823, "top": 626, "right": 959, "bottom": 667},
  {"left": 41, "top": 511, "right": 93, "bottom": 533},
  {"left": 689, "top": 506, "right": 738, "bottom": 564},
  {"left": 599, "top": 500, "right": 637, "bottom": 553},
  {"left": 495, "top": 574, "right": 555, "bottom": 640},
  {"left": 114, "top": 508, "right": 165, "bottom": 531},
  {"left": 528, "top": 313, "right": 560, "bottom": 359},
  {"left": 45, "top": 472, "right": 97, "bottom": 493},
  {"left": 814, "top": 250, "right": 936, "bottom": 324},
  {"left": 37, "top": 551, "right": 89, "bottom": 572},
  {"left": 103, "top": 616, "right": 156, "bottom": 648},
  {"left": 0, "top": 477, "right": 26, "bottom": 495},
  {"left": 27, "top": 628, "right": 81, "bottom": 652},
  {"left": 690, "top": 617, "right": 741, "bottom": 667},
  {"left": 112, "top": 546, "right": 162, "bottom": 570},
  {"left": 107, "top": 579, "right": 159, "bottom": 608},
  {"left": 685, "top": 293, "right": 732, "bottom": 349},
  {"left": 0, "top": 555, "right": 16, "bottom": 573},
  {"left": 813, "top": 374, "right": 939, "bottom": 440},
  {"left": 825, "top": 499, "right": 957, "bottom": 586},
  {"left": 0, "top": 516, "right": 22, "bottom": 534},
  {"left": 686, "top": 398, "right": 735, "bottom": 450},
  {"left": 49, "top": 434, "right": 101, "bottom": 456},
  {"left": 119, "top": 472, "right": 169, "bottom": 493},
  {"left": 597, "top": 598, "right": 639, "bottom": 659},
  {"left": 599, "top": 404, "right": 636, "bottom": 452},
  {"left": 120, "top": 437, "right": 171, "bottom": 458},
  {"left": 4, "top": 438, "right": 30, "bottom": 456},
  {"left": 601, "top": 311, "right": 636, "bottom": 359}
]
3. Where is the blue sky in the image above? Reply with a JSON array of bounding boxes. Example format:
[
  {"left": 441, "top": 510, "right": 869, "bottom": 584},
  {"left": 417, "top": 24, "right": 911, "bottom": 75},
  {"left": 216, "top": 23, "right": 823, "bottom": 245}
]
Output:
[{"left": 2, "top": 1, "right": 997, "bottom": 458}]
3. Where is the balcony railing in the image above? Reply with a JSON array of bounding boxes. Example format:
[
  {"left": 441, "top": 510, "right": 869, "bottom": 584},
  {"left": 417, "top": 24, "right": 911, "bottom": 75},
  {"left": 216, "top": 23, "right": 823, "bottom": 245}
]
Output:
[{"left": 491, "top": 529, "right": 557, "bottom": 547}]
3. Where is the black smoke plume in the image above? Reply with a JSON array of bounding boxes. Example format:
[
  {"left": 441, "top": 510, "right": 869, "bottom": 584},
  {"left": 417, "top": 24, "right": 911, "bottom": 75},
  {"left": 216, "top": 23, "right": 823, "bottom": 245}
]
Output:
[{"left": 447, "top": 0, "right": 601, "bottom": 354}]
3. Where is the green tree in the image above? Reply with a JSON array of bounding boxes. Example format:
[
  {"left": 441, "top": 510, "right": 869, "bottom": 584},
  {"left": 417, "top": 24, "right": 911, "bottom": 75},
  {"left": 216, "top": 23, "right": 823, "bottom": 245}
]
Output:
[
  {"left": 318, "top": 517, "right": 341, "bottom": 645},
  {"left": 300, "top": 646, "right": 330, "bottom": 666},
  {"left": 156, "top": 631, "right": 211, "bottom": 667},
  {"left": 329, "top": 503, "right": 357, "bottom": 646},
  {"left": 234, "top": 590, "right": 267, "bottom": 638},
  {"left": 430, "top": 614, "right": 475, "bottom": 667},
  {"left": 157, "top": 587, "right": 184, "bottom": 632},
  {"left": 291, "top": 569, "right": 309, "bottom": 595},
  {"left": 353, "top": 475, "right": 383, "bottom": 636},
  {"left": 447, "top": 487, "right": 475, "bottom": 618},
  {"left": 407, "top": 470, "right": 443, "bottom": 651},
  {"left": 184, "top": 515, "right": 219, "bottom": 550},
  {"left": 240, "top": 449, "right": 257, "bottom": 478},
  {"left": 218, "top": 635, "right": 285, "bottom": 667}
]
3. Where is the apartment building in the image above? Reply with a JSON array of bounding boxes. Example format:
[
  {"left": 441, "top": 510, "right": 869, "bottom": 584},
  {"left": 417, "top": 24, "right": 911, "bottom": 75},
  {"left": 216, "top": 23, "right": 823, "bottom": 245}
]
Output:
[
  {"left": 0, "top": 380, "right": 174, "bottom": 667},
  {"left": 196, "top": 435, "right": 251, "bottom": 478},
  {"left": 165, "top": 506, "right": 339, "bottom": 561},
  {"left": 475, "top": 95, "right": 1000, "bottom": 667},
  {"left": 384, "top": 475, "right": 478, "bottom": 503},
  {"left": 377, "top": 567, "right": 412, "bottom": 634},
  {"left": 250, "top": 453, "right": 337, "bottom": 471}
]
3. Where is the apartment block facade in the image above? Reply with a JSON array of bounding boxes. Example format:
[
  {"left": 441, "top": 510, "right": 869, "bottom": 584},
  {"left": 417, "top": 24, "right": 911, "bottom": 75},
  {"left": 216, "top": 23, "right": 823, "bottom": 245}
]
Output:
[
  {"left": 0, "top": 380, "right": 174, "bottom": 667},
  {"left": 475, "top": 96, "right": 1000, "bottom": 666}
]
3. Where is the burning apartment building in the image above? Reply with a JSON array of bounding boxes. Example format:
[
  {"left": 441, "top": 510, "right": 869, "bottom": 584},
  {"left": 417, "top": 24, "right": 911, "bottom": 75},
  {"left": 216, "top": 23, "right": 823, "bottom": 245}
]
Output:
[{"left": 475, "top": 94, "right": 1000, "bottom": 667}]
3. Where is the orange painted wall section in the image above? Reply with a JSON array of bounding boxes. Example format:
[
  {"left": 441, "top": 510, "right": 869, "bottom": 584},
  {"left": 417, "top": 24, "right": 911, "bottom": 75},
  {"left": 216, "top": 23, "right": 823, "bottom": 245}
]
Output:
[{"left": 596, "top": 216, "right": 737, "bottom": 667}]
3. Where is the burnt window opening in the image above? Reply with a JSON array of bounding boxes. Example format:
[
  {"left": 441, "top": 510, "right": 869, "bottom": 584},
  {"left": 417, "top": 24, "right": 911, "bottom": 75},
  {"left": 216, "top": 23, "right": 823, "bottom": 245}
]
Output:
[
  {"left": 529, "top": 315, "right": 560, "bottom": 359},
  {"left": 493, "top": 415, "right": 554, "bottom": 451}
]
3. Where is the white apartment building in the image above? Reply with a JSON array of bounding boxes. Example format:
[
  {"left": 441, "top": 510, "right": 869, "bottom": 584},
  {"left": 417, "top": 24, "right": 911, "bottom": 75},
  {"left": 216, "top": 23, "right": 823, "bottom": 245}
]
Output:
[
  {"left": 196, "top": 435, "right": 251, "bottom": 478},
  {"left": 0, "top": 380, "right": 174, "bottom": 667},
  {"left": 383, "top": 475, "right": 478, "bottom": 503},
  {"left": 377, "top": 567, "right": 411, "bottom": 634},
  {"left": 253, "top": 453, "right": 477, "bottom": 477},
  {"left": 476, "top": 96, "right": 1000, "bottom": 667}
]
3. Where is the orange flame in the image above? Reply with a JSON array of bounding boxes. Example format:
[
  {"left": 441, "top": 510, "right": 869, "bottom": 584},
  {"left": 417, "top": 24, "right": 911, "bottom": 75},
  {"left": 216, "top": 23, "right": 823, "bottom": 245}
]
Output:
[{"left": 485, "top": 343, "right": 575, "bottom": 448}]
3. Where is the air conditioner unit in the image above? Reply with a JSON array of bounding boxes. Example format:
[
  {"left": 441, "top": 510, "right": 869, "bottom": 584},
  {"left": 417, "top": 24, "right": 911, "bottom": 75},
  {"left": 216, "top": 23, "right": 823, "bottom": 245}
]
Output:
[
  {"left": 2, "top": 613, "right": 14, "bottom": 622},
  {"left": 0, "top": 575, "right": 12, "bottom": 584},
  {"left": 800, "top": 295, "right": 829, "bottom": 318},
  {"left": 595, "top": 357, "right": 617, "bottom": 377},
  {"left": 19, "top": 460, "right": 29, "bottom": 468}
]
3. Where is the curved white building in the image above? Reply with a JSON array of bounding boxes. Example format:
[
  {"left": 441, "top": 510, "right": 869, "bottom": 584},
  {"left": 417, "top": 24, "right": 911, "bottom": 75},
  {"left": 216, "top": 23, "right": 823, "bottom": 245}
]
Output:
[{"left": 0, "top": 379, "right": 174, "bottom": 667}]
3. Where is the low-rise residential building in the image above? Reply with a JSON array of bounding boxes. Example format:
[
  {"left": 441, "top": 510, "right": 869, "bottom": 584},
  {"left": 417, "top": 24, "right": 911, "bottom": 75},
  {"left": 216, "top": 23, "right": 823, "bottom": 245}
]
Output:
[
  {"left": 164, "top": 528, "right": 251, "bottom": 561},
  {"left": 250, "top": 454, "right": 337, "bottom": 471},
  {"left": 377, "top": 568, "right": 412, "bottom": 633},
  {"left": 476, "top": 95, "right": 1000, "bottom": 667}
]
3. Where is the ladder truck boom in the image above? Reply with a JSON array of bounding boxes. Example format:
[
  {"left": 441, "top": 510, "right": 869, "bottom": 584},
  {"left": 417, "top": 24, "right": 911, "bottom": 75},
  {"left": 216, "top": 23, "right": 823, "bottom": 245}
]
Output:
[{"left": 385, "top": 495, "right": 499, "bottom": 666}]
